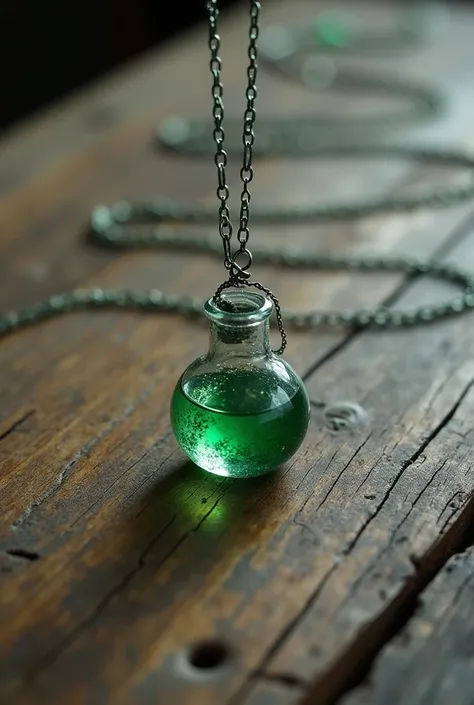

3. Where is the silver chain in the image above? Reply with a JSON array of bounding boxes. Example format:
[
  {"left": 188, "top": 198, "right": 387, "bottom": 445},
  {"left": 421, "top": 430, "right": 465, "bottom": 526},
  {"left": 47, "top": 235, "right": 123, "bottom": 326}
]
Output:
[
  {"left": 3, "top": 151, "right": 474, "bottom": 340},
  {"left": 207, "top": 0, "right": 259, "bottom": 273},
  {"left": 207, "top": 0, "right": 233, "bottom": 269},
  {"left": 235, "top": 0, "right": 258, "bottom": 255},
  {"left": 3, "top": 4, "right": 474, "bottom": 346},
  {"left": 206, "top": 0, "right": 288, "bottom": 354},
  {"left": 2, "top": 244, "right": 474, "bottom": 338}
]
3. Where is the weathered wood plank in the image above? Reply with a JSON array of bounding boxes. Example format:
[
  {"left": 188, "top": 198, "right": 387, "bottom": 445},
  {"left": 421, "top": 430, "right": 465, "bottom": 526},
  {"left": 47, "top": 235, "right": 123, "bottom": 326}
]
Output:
[
  {"left": 2, "top": 2, "right": 474, "bottom": 705},
  {"left": 4, "top": 219, "right": 474, "bottom": 705},
  {"left": 2, "top": 212, "right": 474, "bottom": 705},
  {"left": 253, "top": 235, "right": 474, "bottom": 703},
  {"left": 340, "top": 548, "right": 474, "bottom": 705}
]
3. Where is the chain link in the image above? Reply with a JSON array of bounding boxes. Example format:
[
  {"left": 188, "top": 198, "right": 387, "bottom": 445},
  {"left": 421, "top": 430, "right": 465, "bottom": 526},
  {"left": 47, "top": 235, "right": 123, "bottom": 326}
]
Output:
[
  {"left": 92, "top": 146, "right": 474, "bottom": 228},
  {"left": 207, "top": 0, "right": 233, "bottom": 267},
  {"left": 206, "top": 0, "right": 260, "bottom": 268},
  {"left": 236, "top": 0, "right": 259, "bottom": 253},
  {"left": 206, "top": 0, "right": 288, "bottom": 353},
  {"left": 2, "top": 241, "right": 474, "bottom": 340}
]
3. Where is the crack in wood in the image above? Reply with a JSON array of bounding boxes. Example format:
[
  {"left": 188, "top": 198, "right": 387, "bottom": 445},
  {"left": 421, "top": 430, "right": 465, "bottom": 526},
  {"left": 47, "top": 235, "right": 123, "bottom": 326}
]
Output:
[
  {"left": 352, "top": 450, "right": 387, "bottom": 497},
  {"left": 321, "top": 378, "right": 474, "bottom": 621},
  {"left": 289, "top": 497, "right": 474, "bottom": 705},
  {"left": 316, "top": 433, "right": 374, "bottom": 513},
  {"left": 362, "top": 457, "right": 452, "bottom": 578},
  {"left": 26, "top": 346, "right": 474, "bottom": 701},
  {"left": 346, "top": 378, "right": 474, "bottom": 558},
  {"left": 243, "top": 561, "right": 342, "bottom": 704},
  {"left": 436, "top": 561, "right": 474, "bottom": 627},
  {"left": 292, "top": 515, "right": 325, "bottom": 543},
  {"left": 69, "top": 443, "right": 176, "bottom": 529},
  {"left": 0, "top": 410, "right": 35, "bottom": 442},
  {"left": 11, "top": 388, "right": 153, "bottom": 529},
  {"left": 294, "top": 484, "right": 474, "bottom": 705},
  {"left": 406, "top": 458, "right": 449, "bottom": 514},
  {"left": 438, "top": 504, "right": 466, "bottom": 537},
  {"left": 437, "top": 490, "right": 469, "bottom": 530},
  {"left": 30, "top": 481, "right": 228, "bottom": 677},
  {"left": 29, "top": 513, "right": 178, "bottom": 676},
  {"left": 257, "top": 672, "right": 307, "bottom": 689},
  {"left": 233, "top": 359, "right": 474, "bottom": 704}
]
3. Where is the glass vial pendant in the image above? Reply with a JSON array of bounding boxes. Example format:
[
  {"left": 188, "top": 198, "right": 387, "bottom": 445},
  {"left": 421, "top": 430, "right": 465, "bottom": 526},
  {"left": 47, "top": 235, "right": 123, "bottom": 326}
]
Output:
[{"left": 170, "top": 290, "right": 310, "bottom": 478}]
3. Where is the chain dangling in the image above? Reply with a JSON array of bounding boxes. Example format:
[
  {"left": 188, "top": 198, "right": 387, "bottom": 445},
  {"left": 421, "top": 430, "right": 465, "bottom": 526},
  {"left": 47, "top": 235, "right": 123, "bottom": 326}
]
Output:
[{"left": 206, "top": 0, "right": 288, "bottom": 354}]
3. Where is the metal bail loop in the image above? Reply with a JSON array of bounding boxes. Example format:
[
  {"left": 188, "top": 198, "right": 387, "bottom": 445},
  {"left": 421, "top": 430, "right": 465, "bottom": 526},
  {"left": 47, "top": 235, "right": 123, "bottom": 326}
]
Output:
[{"left": 230, "top": 249, "right": 253, "bottom": 282}]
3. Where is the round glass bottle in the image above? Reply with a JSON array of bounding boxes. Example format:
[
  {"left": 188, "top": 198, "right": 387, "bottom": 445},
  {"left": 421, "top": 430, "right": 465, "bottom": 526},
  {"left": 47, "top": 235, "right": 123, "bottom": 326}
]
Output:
[{"left": 170, "top": 290, "right": 310, "bottom": 478}]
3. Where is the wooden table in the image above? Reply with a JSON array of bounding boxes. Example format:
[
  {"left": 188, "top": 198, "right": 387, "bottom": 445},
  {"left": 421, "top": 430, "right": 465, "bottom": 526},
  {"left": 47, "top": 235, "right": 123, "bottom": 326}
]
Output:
[{"left": 2, "top": 2, "right": 474, "bottom": 704}]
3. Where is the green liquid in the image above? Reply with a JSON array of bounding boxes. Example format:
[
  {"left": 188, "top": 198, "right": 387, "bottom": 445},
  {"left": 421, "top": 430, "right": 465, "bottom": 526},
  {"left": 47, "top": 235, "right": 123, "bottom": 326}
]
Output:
[{"left": 171, "top": 368, "right": 310, "bottom": 478}]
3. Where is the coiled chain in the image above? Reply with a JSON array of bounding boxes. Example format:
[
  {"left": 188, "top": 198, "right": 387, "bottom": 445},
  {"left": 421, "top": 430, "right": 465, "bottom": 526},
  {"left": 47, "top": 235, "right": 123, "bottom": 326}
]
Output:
[{"left": 3, "top": 2, "right": 474, "bottom": 350}]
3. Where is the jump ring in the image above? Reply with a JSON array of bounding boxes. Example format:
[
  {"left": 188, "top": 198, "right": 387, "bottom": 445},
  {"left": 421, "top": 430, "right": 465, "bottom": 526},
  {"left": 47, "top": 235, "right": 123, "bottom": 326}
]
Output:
[{"left": 230, "top": 249, "right": 253, "bottom": 281}]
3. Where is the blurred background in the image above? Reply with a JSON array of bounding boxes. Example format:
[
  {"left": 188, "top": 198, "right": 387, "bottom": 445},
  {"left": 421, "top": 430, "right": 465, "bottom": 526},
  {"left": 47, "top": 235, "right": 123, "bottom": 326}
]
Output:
[
  {"left": 0, "top": 0, "right": 238, "bottom": 132},
  {"left": 2, "top": 0, "right": 470, "bottom": 134}
]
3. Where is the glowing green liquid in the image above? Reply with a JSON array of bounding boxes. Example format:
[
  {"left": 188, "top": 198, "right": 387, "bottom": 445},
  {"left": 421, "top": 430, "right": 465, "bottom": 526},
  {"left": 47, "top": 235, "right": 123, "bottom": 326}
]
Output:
[{"left": 171, "top": 368, "right": 310, "bottom": 478}]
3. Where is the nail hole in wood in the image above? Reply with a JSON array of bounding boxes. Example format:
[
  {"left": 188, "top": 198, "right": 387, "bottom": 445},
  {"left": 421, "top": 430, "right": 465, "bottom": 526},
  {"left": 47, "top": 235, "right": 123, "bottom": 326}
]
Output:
[
  {"left": 187, "top": 640, "right": 230, "bottom": 670},
  {"left": 322, "top": 402, "right": 367, "bottom": 433}
]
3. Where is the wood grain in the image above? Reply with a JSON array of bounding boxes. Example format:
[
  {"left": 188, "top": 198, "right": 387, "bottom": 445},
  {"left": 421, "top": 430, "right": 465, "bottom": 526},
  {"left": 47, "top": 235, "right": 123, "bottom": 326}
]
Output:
[
  {"left": 340, "top": 548, "right": 474, "bottom": 705},
  {"left": 260, "top": 224, "right": 474, "bottom": 703},
  {"left": 2, "top": 2, "right": 474, "bottom": 705}
]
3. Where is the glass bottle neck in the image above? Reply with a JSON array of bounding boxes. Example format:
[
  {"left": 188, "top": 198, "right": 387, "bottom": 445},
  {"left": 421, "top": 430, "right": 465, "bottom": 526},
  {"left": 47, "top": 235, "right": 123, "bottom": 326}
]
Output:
[{"left": 208, "top": 319, "right": 271, "bottom": 359}]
